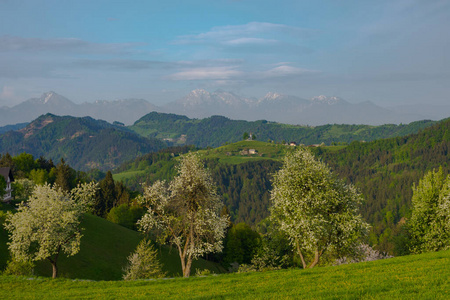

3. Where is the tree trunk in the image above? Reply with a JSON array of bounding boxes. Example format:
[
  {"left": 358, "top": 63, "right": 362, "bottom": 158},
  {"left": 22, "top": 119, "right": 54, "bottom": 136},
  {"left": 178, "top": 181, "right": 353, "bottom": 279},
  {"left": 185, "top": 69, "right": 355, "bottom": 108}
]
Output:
[
  {"left": 51, "top": 261, "right": 58, "bottom": 279},
  {"left": 177, "top": 243, "right": 187, "bottom": 278},
  {"left": 295, "top": 239, "right": 307, "bottom": 269},
  {"left": 48, "top": 250, "right": 60, "bottom": 279},
  {"left": 184, "top": 255, "right": 193, "bottom": 278},
  {"left": 307, "top": 249, "right": 321, "bottom": 268},
  {"left": 182, "top": 222, "right": 195, "bottom": 278}
]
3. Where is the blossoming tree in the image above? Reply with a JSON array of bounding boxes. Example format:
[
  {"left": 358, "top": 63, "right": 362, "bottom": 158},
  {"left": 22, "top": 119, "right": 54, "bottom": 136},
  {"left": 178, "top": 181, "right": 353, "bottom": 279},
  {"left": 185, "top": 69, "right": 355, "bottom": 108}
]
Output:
[
  {"left": 5, "top": 182, "right": 97, "bottom": 278},
  {"left": 138, "top": 153, "right": 228, "bottom": 277},
  {"left": 270, "top": 148, "right": 369, "bottom": 269}
]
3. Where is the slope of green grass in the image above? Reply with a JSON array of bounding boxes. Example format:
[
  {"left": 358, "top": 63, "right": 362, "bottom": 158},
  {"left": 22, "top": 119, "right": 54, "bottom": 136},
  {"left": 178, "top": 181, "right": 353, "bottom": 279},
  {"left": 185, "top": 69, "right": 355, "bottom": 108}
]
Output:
[
  {"left": 198, "top": 140, "right": 289, "bottom": 164},
  {"left": 1, "top": 212, "right": 224, "bottom": 280},
  {"left": 1, "top": 250, "right": 448, "bottom": 299}
]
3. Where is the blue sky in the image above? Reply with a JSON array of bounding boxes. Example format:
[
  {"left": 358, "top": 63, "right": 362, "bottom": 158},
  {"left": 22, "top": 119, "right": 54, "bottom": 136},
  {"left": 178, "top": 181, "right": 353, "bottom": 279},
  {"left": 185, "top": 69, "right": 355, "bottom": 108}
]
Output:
[{"left": 0, "top": 0, "right": 449, "bottom": 106}]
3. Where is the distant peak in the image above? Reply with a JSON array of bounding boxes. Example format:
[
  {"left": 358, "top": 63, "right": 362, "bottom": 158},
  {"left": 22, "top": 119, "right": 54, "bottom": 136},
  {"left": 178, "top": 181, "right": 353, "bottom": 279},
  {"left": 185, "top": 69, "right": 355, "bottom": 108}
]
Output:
[
  {"left": 263, "top": 92, "right": 283, "bottom": 100},
  {"left": 311, "top": 95, "right": 343, "bottom": 104},
  {"left": 43, "top": 92, "right": 54, "bottom": 104},
  {"left": 35, "top": 91, "right": 73, "bottom": 105},
  {"left": 189, "top": 89, "right": 209, "bottom": 96}
]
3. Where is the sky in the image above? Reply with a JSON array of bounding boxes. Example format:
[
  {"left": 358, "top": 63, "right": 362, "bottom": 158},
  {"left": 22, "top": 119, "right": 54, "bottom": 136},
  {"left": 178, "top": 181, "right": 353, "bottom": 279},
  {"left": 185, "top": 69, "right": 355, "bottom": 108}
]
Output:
[{"left": 0, "top": 0, "right": 449, "bottom": 107}]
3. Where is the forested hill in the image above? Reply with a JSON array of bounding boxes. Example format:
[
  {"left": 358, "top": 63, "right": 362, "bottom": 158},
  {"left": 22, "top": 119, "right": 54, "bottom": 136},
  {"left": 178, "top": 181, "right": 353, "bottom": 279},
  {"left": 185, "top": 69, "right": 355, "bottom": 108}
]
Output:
[
  {"left": 115, "top": 118, "right": 450, "bottom": 254},
  {"left": 129, "top": 112, "right": 437, "bottom": 148},
  {"left": 0, "top": 114, "right": 167, "bottom": 171},
  {"left": 317, "top": 117, "right": 450, "bottom": 253}
]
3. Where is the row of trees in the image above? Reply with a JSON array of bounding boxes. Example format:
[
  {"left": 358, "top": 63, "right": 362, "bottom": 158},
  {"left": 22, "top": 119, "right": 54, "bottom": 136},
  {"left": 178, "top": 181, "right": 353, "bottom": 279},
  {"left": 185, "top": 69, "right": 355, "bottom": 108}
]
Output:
[{"left": 3, "top": 146, "right": 448, "bottom": 279}]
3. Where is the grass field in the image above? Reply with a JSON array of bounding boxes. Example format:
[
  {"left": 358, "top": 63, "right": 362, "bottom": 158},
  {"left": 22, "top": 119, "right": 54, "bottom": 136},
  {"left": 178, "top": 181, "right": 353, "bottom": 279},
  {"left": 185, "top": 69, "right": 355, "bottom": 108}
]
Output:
[
  {"left": 198, "top": 140, "right": 289, "bottom": 164},
  {"left": 0, "top": 250, "right": 448, "bottom": 299}
]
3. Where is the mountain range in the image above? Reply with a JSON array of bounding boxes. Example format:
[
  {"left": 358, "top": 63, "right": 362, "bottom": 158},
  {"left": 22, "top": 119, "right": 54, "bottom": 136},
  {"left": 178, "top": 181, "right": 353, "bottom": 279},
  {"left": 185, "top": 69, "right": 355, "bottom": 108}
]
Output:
[
  {"left": 0, "top": 92, "right": 158, "bottom": 127},
  {"left": 2, "top": 90, "right": 448, "bottom": 127},
  {"left": 0, "top": 114, "right": 166, "bottom": 171}
]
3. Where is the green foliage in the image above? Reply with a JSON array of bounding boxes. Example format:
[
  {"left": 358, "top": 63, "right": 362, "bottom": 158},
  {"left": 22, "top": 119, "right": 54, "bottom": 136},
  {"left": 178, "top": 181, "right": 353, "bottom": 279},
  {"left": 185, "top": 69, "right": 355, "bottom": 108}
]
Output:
[
  {"left": 2, "top": 259, "right": 34, "bottom": 276},
  {"left": 223, "top": 223, "right": 261, "bottom": 266},
  {"left": 55, "top": 158, "right": 75, "bottom": 191},
  {"left": 243, "top": 132, "right": 249, "bottom": 140},
  {"left": 408, "top": 168, "right": 450, "bottom": 253},
  {"left": 1, "top": 250, "right": 449, "bottom": 299},
  {"left": 123, "top": 239, "right": 166, "bottom": 280},
  {"left": 113, "top": 145, "right": 194, "bottom": 191},
  {"left": 4, "top": 183, "right": 97, "bottom": 278},
  {"left": 12, "top": 153, "right": 37, "bottom": 177},
  {"left": 0, "top": 176, "right": 5, "bottom": 199},
  {"left": 11, "top": 179, "right": 34, "bottom": 200},
  {"left": 94, "top": 171, "right": 116, "bottom": 217},
  {"left": 270, "top": 147, "right": 369, "bottom": 268},
  {"left": 29, "top": 169, "right": 49, "bottom": 185},
  {"left": 318, "top": 118, "right": 450, "bottom": 254},
  {"left": 0, "top": 114, "right": 167, "bottom": 171},
  {"left": 107, "top": 204, "right": 144, "bottom": 230},
  {"left": 0, "top": 211, "right": 223, "bottom": 280},
  {"left": 138, "top": 153, "right": 229, "bottom": 277},
  {"left": 130, "top": 112, "right": 437, "bottom": 148}
]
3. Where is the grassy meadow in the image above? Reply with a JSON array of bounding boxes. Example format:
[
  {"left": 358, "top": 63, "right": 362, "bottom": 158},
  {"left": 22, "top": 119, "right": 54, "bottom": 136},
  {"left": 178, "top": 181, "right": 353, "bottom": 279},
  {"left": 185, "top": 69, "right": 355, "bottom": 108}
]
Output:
[{"left": 1, "top": 249, "right": 448, "bottom": 299}]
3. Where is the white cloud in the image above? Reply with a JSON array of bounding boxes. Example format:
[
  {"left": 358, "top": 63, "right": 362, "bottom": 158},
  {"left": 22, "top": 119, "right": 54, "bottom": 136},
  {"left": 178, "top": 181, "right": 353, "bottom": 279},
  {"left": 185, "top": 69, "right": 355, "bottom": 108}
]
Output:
[
  {"left": 223, "top": 38, "right": 278, "bottom": 46},
  {"left": 167, "top": 63, "right": 317, "bottom": 82},
  {"left": 175, "top": 22, "right": 310, "bottom": 46},
  {"left": 260, "top": 65, "right": 315, "bottom": 78},
  {"left": 167, "top": 66, "right": 243, "bottom": 81}
]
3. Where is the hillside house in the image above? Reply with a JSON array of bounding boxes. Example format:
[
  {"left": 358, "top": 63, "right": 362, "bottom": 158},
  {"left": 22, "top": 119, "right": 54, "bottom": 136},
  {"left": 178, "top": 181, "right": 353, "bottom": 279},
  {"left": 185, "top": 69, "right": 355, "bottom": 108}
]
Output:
[{"left": 0, "top": 167, "right": 14, "bottom": 202}]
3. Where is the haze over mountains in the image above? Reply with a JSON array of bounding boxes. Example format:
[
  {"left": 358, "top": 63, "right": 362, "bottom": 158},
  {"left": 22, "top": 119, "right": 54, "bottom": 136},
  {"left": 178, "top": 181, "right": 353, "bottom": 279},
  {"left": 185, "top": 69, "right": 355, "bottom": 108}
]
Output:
[{"left": 1, "top": 90, "right": 448, "bottom": 127}]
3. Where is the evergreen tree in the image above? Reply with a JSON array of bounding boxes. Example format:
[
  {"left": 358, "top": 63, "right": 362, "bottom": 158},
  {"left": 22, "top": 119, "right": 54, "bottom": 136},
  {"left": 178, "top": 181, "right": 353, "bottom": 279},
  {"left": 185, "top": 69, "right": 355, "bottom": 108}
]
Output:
[
  {"left": 94, "top": 171, "right": 116, "bottom": 217},
  {"left": 54, "top": 158, "right": 73, "bottom": 192}
]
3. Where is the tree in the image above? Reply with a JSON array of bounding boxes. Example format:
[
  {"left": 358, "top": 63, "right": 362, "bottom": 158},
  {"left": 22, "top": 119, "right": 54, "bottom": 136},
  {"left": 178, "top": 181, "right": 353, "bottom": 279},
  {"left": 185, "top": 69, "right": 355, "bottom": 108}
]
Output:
[
  {"left": 11, "top": 178, "right": 35, "bottom": 200},
  {"left": 0, "top": 176, "right": 6, "bottom": 200},
  {"left": 12, "top": 153, "right": 37, "bottom": 175},
  {"left": 107, "top": 203, "right": 144, "bottom": 230},
  {"left": 94, "top": 171, "right": 116, "bottom": 217},
  {"left": 408, "top": 168, "right": 450, "bottom": 253},
  {"left": 138, "top": 153, "right": 229, "bottom": 277},
  {"left": 270, "top": 147, "right": 369, "bottom": 269},
  {"left": 123, "top": 239, "right": 166, "bottom": 280},
  {"left": 54, "top": 158, "right": 74, "bottom": 192},
  {"left": 4, "top": 182, "right": 97, "bottom": 278},
  {"left": 224, "top": 223, "right": 261, "bottom": 266}
]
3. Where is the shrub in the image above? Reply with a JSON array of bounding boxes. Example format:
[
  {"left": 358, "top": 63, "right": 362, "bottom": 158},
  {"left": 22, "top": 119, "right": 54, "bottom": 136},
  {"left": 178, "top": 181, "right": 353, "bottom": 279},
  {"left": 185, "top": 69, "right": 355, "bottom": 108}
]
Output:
[{"left": 123, "top": 239, "right": 166, "bottom": 280}]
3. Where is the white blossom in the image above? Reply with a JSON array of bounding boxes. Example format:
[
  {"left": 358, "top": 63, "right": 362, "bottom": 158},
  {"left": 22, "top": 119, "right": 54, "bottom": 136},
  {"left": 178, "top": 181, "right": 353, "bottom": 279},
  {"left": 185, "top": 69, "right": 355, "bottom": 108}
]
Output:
[{"left": 138, "top": 153, "right": 228, "bottom": 277}]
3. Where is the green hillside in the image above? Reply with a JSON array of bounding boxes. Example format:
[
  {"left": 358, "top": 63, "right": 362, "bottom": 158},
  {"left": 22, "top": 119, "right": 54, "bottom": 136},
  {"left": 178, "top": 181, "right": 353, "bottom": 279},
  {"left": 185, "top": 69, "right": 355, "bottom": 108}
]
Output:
[
  {"left": 114, "top": 118, "right": 450, "bottom": 254},
  {"left": 317, "top": 118, "right": 450, "bottom": 253},
  {"left": 0, "top": 211, "right": 224, "bottom": 280},
  {"left": 129, "top": 112, "right": 437, "bottom": 148},
  {"left": 0, "top": 114, "right": 167, "bottom": 171},
  {"left": 1, "top": 250, "right": 448, "bottom": 299}
]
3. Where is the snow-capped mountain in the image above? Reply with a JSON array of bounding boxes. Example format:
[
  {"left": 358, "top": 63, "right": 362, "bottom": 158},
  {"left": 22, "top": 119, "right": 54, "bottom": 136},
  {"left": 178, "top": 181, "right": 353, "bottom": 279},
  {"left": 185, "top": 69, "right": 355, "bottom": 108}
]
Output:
[
  {"left": 311, "top": 95, "right": 345, "bottom": 105},
  {"left": 1, "top": 89, "right": 442, "bottom": 127},
  {"left": 0, "top": 92, "right": 160, "bottom": 126},
  {"left": 163, "top": 89, "right": 433, "bottom": 125}
]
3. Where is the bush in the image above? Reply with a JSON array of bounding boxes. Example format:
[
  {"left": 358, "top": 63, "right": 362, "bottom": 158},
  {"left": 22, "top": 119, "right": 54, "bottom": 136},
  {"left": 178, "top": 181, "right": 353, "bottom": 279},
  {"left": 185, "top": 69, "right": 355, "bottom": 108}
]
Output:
[
  {"left": 3, "top": 259, "right": 35, "bottom": 276},
  {"left": 107, "top": 204, "right": 144, "bottom": 230}
]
